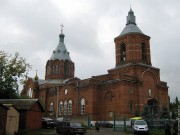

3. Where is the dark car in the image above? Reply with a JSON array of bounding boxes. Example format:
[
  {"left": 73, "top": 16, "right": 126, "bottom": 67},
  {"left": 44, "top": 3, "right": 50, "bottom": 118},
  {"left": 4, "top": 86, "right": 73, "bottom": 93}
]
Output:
[
  {"left": 42, "top": 117, "right": 55, "bottom": 128},
  {"left": 98, "top": 121, "right": 113, "bottom": 128},
  {"left": 56, "top": 121, "right": 87, "bottom": 135}
]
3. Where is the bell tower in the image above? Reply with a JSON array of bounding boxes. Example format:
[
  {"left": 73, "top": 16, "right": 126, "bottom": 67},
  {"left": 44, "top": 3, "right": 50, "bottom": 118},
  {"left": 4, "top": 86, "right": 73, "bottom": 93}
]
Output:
[
  {"left": 45, "top": 25, "right": 74, "bottom": 80},
  {"left": 114, "top": 8, "right": 151, "bottom": 67}
]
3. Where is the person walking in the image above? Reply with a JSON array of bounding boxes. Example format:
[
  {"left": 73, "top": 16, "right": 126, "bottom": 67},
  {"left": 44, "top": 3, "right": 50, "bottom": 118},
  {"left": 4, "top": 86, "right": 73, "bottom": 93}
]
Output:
[
  {"left": 95, "top": 121, "right": 100, "bottom": 132},
  {"left": 173, "top": 119, "right": 178, "bottom": 135},
  {"left": 164, "top": 121, "right": 171, "bottom": 135}
]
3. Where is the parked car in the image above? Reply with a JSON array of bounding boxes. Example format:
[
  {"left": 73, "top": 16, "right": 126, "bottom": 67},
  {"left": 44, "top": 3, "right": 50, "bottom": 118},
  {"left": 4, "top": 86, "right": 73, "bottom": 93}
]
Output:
[
  {"left": 130, "top": 117, "right": 142, "bottom": 127},
  {"left": 42, "top": 117, "right": 55, "bottom": 128},
  {"left": 56, "top": 121, "right": 87, "bottom": 135},
  {"left": 98, "top": 121, "right": 113, "bottom": 128},
  {"left": 133, "top": 120, "right": 149, "bottom": 135}
]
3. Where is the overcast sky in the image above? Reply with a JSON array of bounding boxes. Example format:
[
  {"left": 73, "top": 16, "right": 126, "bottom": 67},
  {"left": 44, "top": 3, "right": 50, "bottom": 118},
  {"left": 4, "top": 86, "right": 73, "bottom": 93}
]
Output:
[{"left": 1, "top": 0, "right": 180, "bottom": 102}]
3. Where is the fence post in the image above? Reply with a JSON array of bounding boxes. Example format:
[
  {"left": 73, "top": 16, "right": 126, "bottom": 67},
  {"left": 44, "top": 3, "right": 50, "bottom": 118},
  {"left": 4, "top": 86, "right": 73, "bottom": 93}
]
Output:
[
  {"left": 113, "top": 111, "right": 116, "bottom": 131},
  {"left": 88, "top": 113, "right": 91, "bottom": 129},
  {"left": 124, "top": 115, "right": 127, "bottom": 132}
]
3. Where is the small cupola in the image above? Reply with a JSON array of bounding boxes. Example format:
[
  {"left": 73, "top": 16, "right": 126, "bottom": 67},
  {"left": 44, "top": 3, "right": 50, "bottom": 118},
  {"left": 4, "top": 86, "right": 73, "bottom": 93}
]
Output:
[{"left": 45, "top": 25, "right": 75, "bottom": 80}]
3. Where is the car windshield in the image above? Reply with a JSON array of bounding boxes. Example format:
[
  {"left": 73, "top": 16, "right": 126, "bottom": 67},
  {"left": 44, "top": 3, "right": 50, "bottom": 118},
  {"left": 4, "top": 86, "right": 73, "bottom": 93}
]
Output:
[
  {"left": 135, "top": 121, "right": 146, "bottom": 125},
  {"left": 42, "top": 118, "right": 53, "bottom": 121},
  {"left": 70, "top": 123, "right": 82, "bottom": 127}
]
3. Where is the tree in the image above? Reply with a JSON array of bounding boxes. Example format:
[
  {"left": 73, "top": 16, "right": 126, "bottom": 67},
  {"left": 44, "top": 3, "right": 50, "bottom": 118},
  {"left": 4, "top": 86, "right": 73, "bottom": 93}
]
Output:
[
  {"left": 0, "top": 51, "right": 31, "bottom": 99},
  {"left": 160, "top": 105, "right": 169, "bottom": 118},
  {"left": 169, "top": 96, "right": 179, "bottom": 119},
  {"left": 141, "top": 105, "right": 151, "bottom": 119}
]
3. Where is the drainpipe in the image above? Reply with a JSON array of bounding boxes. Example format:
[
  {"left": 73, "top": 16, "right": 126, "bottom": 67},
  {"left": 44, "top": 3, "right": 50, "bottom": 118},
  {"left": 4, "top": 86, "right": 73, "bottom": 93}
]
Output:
[
  {"left": 56, "top": 86, "right": 59, "bottom": 118},
  {"left": 76, "top": 81, "right": 80, "bottom": 114}
]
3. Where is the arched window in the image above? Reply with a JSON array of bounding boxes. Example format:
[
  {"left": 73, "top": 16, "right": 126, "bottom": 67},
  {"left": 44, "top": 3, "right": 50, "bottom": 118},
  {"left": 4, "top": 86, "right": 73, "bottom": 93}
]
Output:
[
  {"left": 58, "top": 65, "right": 61, "bottom": 74},
  {"left": 129, "top": 100, "right": 133, "bottom": 112},
  {"left": 142, "top": 43, "right": 146, "bottom": 62},
  {"left": 148, "top": 89, "right": 152, "bottom": 97},
  {"left": 47, "top": 66, "right": 50, "bottom": 75},
  {"left": 64, "top": 62, "right": 70, "bottom": 76},
  {"left": 51, "top": 65, "right": 53, "bottom": 74},
  {"left": 81, "top": 98, "right": 85, "bottom": 114},
  {"left": 50, "top": 102, "right": 53, "bottom": 113},
  {"left": 64, "top": 101, "right": 67, "bottom": 115},
  {"left": 55, "top": 65, "right": 58, "bottom": 74},
  {"left": 120, "top": 43, "right": 126, "bottom": 62},
  {"left": 27, "top": 88, "right": 33, "bottom": 98},
  {"left": 68, "top": 100, "right": 72, "bottom": 115},
  {"left": 59, "top": 101, "right": 63, "bottom": 115}
]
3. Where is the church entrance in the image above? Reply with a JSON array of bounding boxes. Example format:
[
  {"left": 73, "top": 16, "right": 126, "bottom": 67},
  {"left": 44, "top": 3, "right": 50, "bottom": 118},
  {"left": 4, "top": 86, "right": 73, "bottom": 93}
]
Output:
[{"left": 147, "top": 98, "right": 158, "bottom": 116}]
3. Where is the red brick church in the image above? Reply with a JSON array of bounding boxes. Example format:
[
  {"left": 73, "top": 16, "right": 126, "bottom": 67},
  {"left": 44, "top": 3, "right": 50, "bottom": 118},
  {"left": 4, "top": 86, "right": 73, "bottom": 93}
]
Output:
[{"left": 22, "top": 8, "right": 169, "bottom": 120}]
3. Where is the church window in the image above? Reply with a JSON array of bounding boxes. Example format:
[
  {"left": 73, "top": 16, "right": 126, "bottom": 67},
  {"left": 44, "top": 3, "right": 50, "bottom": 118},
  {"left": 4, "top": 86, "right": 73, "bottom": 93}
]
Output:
[
  {"left": 59, "top": 101, "right": 63, "bottom": 115},
  {"left": 53, "top": 65, "right": 56, "bottom": 74},
  {"left": 142, "top": 43, "right": 146, "bottom": 62},
  {"left": 47, "top": 66, "right": 50, "bottom": 75},
  {"left": 50, "top": 102, "right": 54, "bottom": 113},
  {"left": 55, "top": 65, "right": 58, "bottom": 74},
  {"left": 68, "top": 100, "right": 72, "bottom": 115},
  {"left": 27, "top": 88, "right": 33, "bottom": 98},
  {"left": 148, "top": 89, "right": 152, "bottom": 97},
  {"left": 64, "top": 101, "right": 67, "bottom": 115},
  {"left": 109, "top": 111, "right": 113, "bottom": 117},
  {"left": 129, "top": 100, "right": 133, "bottom": 112},
  {"left": 120, "top": 43, "right": 126, "bottom": 62},
  {"left": 58, "top": 65, "right": 60, "bottom": 74},
  {"left": 81, "top": 98, "right": 85, "bottom": 114},
  {"left": 51, "top": 65, "right": 53, "bottom": 74},
  {"left": 64, "top": 62, "right": 70, "bottom": 76}
]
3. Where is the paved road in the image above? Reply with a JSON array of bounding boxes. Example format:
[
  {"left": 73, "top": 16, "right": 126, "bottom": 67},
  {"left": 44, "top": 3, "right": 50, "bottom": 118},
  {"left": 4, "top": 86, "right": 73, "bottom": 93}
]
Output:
[
  {"left": 85, "top": 128, "right": 133, "bottom": 135},
  {"left": 56, "top": 128, "right": 133, "bottom": 135},
  {"left": 32, "top": 128, "right": 133, "bottom": 135}
]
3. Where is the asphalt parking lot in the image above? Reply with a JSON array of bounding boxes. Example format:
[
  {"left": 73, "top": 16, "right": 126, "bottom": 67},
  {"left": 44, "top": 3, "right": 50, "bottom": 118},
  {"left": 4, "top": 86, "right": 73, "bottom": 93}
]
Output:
[
  {"left": 30, "top": 128, "right": 133, "bottom": 135},
  {"left": 85, "top": 128, "right": 133, "bottom": 135}
]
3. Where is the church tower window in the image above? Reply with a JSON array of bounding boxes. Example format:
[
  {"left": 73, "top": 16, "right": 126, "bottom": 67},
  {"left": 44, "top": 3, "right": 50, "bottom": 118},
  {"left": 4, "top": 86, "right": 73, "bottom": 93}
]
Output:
[
  {"left": 58, "top": 65, "right": 60, "bottom": 74},
  {"left": 64, "top": 62, "right": 70, "bottom": 76},
  {"left": 142, "top": 43, "right": 147, "bottom": 62},
  {"left": 120, "top": 43, "right": 126, "bottom": 62},
  {"left": 47, "top": 66, "right": 50, "bottom": 75},
  {"left": 55, "top": 65, "right": 58, "bottom": 74},
  {"left": 81, "top": 98, "right": 85, "bottom": 114}
]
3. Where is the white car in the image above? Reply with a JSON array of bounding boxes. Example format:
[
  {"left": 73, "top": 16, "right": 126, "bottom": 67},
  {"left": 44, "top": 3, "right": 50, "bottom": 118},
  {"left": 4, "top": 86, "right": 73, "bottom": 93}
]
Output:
[{"left": 133, "top": 120, "right": 149, "bottom": 135}]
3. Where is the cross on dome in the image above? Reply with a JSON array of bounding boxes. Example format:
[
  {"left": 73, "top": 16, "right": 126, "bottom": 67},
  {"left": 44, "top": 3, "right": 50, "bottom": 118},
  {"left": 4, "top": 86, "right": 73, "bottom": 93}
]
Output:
[{"left": 60, "top": 24, "right": 64, "bottom": 34}]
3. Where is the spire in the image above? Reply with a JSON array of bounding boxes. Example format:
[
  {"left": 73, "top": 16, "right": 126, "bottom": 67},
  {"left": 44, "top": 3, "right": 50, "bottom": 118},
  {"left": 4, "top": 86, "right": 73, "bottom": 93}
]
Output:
[
  {"left": 59, "top": 24, "right": 65, "bottom": 43},
  {"left": 126, "top": 7, "right": 136, "bottom": 25},
  {"left": 34, "top": 70, "right": 39, "bottom": 81}
]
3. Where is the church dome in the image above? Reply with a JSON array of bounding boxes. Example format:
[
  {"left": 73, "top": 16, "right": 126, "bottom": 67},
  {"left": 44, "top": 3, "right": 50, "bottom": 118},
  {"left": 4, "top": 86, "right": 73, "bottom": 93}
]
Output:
[
  {"left": 49, "top": 30, "right": 72, "bottom": 61},
  {"left": 120, "top": 8, "right": 143, "bottom": 36}
]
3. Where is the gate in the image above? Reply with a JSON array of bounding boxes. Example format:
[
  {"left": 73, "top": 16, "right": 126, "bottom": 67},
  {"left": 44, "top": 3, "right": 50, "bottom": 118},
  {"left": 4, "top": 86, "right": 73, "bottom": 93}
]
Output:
[{"left": 113, "top": 112, "right": 127, "bottom": 131}]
